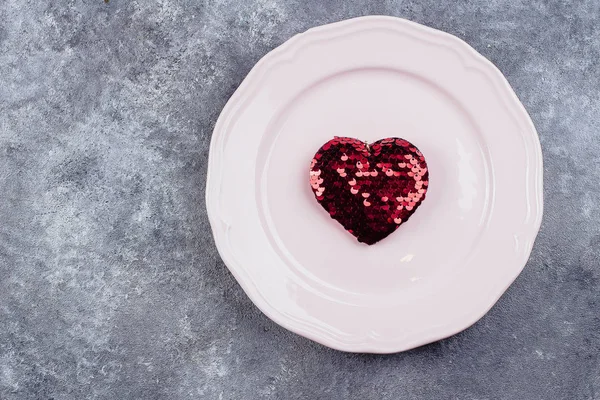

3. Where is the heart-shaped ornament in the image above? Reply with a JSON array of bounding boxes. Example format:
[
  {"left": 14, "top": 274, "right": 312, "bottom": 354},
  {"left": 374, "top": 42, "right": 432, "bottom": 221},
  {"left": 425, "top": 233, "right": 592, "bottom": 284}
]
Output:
[{"left": 309, "top": 137, "right": 429, "bottom": 245}]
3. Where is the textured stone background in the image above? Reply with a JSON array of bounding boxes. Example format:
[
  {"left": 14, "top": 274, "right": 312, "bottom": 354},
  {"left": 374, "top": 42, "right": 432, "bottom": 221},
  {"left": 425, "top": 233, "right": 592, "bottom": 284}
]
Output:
[{"left": 1, "top": 0, "right": 599, "bottom": 399}]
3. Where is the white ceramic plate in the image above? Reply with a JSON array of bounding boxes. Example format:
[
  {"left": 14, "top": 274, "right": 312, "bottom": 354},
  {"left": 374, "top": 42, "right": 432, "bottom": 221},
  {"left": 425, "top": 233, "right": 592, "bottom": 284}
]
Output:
[{"left": 206, "top": 16, "right": 543, "bottom": 353}]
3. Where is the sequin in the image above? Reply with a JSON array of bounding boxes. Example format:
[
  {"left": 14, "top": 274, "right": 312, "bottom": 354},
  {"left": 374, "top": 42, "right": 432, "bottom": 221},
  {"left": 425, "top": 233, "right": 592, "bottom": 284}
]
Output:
[{"left": 309, "top": 136, "right": 429, "bottom": 245}]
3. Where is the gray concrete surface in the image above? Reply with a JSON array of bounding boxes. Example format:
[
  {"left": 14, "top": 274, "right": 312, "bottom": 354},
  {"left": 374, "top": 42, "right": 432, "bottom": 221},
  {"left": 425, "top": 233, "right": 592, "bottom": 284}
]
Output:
[{"left": 1, "top": 1, "right": 599, "bottom": 399}]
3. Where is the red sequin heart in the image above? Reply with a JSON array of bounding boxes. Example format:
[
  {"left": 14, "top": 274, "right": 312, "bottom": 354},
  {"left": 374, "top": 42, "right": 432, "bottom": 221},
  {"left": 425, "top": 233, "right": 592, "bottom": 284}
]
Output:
[{"left": 309, "top": 137, "right": 429, "bottom": 245}]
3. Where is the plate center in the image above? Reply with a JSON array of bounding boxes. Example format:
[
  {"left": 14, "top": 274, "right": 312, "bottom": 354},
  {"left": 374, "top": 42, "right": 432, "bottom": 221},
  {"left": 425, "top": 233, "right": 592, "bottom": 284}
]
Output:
[{"left": 257, "top": 68, "right": 491, "bottom": 298}]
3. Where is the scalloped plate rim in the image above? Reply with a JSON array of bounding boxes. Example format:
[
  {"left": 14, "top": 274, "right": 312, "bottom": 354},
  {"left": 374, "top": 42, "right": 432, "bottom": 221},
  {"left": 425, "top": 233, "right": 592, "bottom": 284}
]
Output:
[{"left": 206, "top": 16, "right": 543, "bottom": 353}]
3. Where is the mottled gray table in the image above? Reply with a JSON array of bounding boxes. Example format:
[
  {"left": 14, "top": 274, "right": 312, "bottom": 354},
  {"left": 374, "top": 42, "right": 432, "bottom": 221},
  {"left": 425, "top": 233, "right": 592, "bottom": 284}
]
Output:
[{"left": 1, "top": 1, "right": 599, "bottom": 399}]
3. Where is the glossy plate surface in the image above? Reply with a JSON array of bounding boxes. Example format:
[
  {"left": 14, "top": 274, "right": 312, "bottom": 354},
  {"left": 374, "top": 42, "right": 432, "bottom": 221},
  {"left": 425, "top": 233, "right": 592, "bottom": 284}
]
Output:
[{"left": 206, "top": 16, "right": 543, "bottom": 353}]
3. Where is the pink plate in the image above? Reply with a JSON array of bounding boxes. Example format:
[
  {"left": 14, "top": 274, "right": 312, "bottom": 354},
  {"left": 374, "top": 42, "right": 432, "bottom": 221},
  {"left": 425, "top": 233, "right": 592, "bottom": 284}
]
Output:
[{"left": 206, "top": 16, "right": 543, "bottom": 353}]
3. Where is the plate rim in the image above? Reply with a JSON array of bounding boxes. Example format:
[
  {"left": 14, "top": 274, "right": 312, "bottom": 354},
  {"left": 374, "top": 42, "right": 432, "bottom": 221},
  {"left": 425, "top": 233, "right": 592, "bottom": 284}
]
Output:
[{"left": 206, "top": 15, "right": 544, "bottom": 353}]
